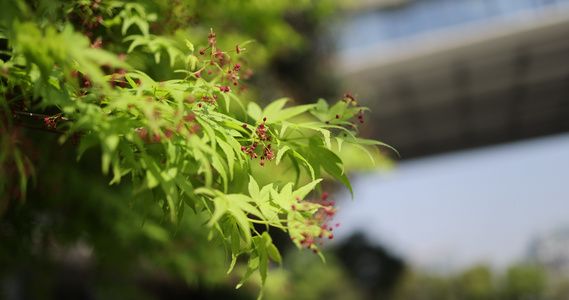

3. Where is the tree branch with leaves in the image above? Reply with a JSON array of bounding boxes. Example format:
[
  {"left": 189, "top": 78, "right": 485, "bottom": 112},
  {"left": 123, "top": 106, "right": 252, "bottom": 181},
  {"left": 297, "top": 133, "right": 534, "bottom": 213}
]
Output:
[{"left": 0, "top": 0, "right": 396, "bottom": 298}]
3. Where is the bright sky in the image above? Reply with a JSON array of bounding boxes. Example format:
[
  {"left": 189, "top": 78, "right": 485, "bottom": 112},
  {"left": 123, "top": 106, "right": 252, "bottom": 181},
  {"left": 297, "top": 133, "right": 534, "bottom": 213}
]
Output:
[{"left": 333, "top": 132, "right": 569, "bottom": 272}]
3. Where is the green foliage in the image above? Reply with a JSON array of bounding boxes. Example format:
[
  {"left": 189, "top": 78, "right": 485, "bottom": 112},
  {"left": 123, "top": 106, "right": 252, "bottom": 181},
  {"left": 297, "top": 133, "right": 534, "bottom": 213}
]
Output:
[
  {"left": 391, "top": 263, "right": 561, "bottom": 300},
  {"left": 503, "top": 263, "right": 547, "bottom": 299},
  {"left": 264, "top": 252, "right": 367, "bottom": 300},
  {"left": 0, "top": 0, "right": 394, "bottom": 297},
  {"left": 456, "top": 265, "right": 495, "bottom": 300}
]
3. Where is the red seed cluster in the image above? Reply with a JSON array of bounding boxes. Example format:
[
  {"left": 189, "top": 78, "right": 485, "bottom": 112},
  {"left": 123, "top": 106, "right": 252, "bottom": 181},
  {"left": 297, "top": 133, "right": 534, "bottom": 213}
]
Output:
[
  {"left": 324, "top": 92, "right": 367, "bottom": 129},
  {"left": 207, "top": 29, "right": 217, "bottom": 46},
  {"left": 196, "top": 29, "right": 249, "bottom": 92},
  {"left": 200, "top": 95, "right": 216, "bottom": 105},
  {"left": 342, "top": 92, "right": 356, "bottom": 103},
  {"left": 63, "top": 0, "right": 106, "bottom": 40},
  {"left": 256, "top": 123, "right": 270, "bottom": 141},
  {"left": 264, "top": 146, "right": 275, "bottom": 160},
  {"left": 240, "top": 118, "right": 275, "bottom": 166},
  {"left": 242, "top": 142, "right": 259, "bottom": 160},
  {"left": 216, "top": 85, "right": 231, "bottom": 93},
  {"left": 43, "top": 115, "right": 62, "bottom": 129},
  {"left": 290, "top": 192, "right": 340, "bottom": 254},
  {"left": 71, "top": 134, "right": 80, "bottom": 146}
]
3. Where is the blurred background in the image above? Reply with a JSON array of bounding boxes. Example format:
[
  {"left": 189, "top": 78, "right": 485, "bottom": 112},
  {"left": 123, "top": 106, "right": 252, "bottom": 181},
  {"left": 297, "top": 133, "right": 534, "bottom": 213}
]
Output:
[
  {"left": 2, "top": 0, "right": 569, "bottom": 299},
  {"left": 320, "top": 0, "right": 569, "bottom": 299},
  {"left": 266, "top": 0, "right": 569, "bottom": 298}
]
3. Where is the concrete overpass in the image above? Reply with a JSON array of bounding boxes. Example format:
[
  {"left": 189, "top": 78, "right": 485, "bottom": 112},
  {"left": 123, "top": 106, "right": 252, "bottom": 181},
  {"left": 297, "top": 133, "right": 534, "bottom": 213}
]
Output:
[{"left": 334, "top": 2, "right": 569, "bottom": 159}]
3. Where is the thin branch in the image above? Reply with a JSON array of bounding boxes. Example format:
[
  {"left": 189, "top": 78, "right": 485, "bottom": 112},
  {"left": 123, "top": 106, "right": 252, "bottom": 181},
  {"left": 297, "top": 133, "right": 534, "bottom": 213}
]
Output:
[{"left": 14, "top": 111, "right": 73, "bottom": 121}]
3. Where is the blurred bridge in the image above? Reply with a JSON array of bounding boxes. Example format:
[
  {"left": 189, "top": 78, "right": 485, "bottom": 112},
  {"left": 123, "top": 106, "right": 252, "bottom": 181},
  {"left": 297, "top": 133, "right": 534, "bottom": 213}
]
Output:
[{"left": 334, "top": 0, "right": 569, "bottom": 159}]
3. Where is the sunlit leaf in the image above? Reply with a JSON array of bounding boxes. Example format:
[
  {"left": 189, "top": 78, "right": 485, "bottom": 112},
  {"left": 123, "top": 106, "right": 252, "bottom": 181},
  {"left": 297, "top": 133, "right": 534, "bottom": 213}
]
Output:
[
  {"left": 247, "top": 101, "right": 262, "bottom": 121},
  {"left": 261, "top": 98, "right": 289, "bottom": 122},
  {"left": 248, "top": 175, "right": 260, "bottom": 201}
]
